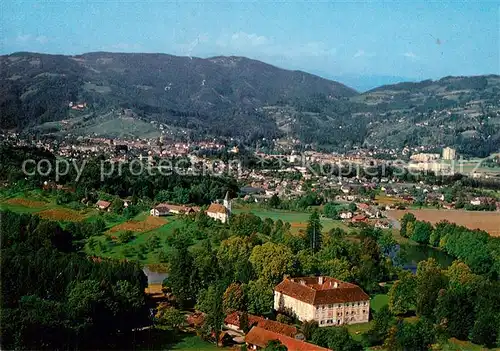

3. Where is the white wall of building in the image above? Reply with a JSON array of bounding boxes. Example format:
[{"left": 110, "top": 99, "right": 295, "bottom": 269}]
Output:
[{"left": 274, "top": 291, "right": 370, "bottom": 326}]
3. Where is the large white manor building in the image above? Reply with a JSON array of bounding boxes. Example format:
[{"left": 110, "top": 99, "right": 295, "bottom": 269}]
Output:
[{"left": 274, "top": 276, "right": 370, "bottom": 327}]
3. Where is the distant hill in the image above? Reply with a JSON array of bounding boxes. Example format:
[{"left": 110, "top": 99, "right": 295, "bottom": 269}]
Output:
[
  {"left": 1, "top": 52, "right": 499, "bottom": 156},
  {"left": 351, "top": 75, "right": 500, "bottom": 156},
  {"left": 0, "top": 52, "right": 355, "bottom": 141}
]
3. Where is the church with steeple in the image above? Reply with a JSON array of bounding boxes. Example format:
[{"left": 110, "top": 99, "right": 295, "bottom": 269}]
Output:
[{"left": 206, "top": 191, "right": 232, "bottom": 223}]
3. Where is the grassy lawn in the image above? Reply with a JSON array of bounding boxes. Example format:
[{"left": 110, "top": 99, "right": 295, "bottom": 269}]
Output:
[
  {"left": 346, "top": 322, "right": 372, "bottom": 342},
  {"left": 170, "top": 335, "right": 222, "bottom": 350},
  {"left": 371, "top": 293, "right": 389, "bottom": 312},
  {"left": 445, "top": 338, "right": 493, "bottom": 351}
]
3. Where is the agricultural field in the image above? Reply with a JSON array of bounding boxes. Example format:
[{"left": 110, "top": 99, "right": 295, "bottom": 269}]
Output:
[
  {"left": 37, "top": 208, "right": 86, "bottom": 221},
  {"left": 1, "top": 196, "right": 53, "bottom": 213},
  {"left": 232, "top": 205, "right": 351, "bottom": 233},
  {"left": 0, "top": 192, "right": 118, "bottom": 225},
  {"left": 374, "top": 195, "right": 402, "bottom": 206},
  {"left": 387, "top": 209, "right": 500, "bottom": 236},
  {"left": 0, "top": 192, "right": 183, "bottom": 264},
  {"left": 441, "top": 156, "right": 500, "bottom": 175},
  {"left": 108, "top": 214, "right": 168, "bottom": 233}
]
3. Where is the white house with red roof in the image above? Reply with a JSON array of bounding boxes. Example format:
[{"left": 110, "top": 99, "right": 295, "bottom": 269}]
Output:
[
  {"left": 274, "top": 276, "right": 370, "bottom": 327},
  {"left": 206, "top": 191, "right": 231, "bottom": 223}
]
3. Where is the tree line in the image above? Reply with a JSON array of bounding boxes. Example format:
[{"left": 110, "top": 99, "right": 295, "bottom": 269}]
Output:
[{"left": 400, "top": 213, "right": 500, "bottom": 278}]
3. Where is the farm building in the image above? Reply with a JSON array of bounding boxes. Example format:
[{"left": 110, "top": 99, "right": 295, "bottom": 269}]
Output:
[
  {"left": 245, "top": 326, "right": 330, "bottom": 351},
  {"left": 351, "top": 214, "right": 367, "bottom": 223},
  {"left": 150, "top": 203, "right": 199, "bottom": 216},
  {"left": 224, "top": 312, "right": 298, "bottom": 337},
  {"left": 339, "top": 211, "right": 353, "bottom": 219},
  {"left": 96, "top": 200, "right": 111, "bottom": 211}
]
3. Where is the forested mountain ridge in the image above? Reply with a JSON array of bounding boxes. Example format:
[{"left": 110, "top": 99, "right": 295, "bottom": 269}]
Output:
[
  {"left": 1, "top": 52, "right": 499, "bottom": 156},
  {"left": 0, "top": 51, "right": 355, "bottom": 141},
  {"left": 263, "top": 74, "right": 500, "bottom": 155}
]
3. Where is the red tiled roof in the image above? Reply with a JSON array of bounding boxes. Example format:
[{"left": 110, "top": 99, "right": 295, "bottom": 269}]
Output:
[
  {"left": 352, "top": 214, "right": 367, "bottom": 222},
  {"left": 357, "top": 203, "right": 370, "bottom": 210},
  {"left": 187, "top": 312, "right": 205, "bottom": 327},
  {"left": 245, "top": 326, "right": 331, "bottom": 351},
  {"left": 155, "top": 203, "right": 199, "bottom": 213},
  {"left": 274, "top": 277, "right": 369, "bottom": 305},
  {"left": 96, "top": 200, "right": 111, "bottom": 208},
  {"left": 224, "top": 312, "right": 297, "bottom": 337},
  {"left": 207, "top": 203, "right": 227, "bottom": 214},
  {"left": 225, "top": 312, "right": 265, "bottom": 328}
]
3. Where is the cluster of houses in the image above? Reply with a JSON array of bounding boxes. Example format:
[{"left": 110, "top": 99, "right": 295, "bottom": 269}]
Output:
[
  {"left": 68, "top": 101, "right": 87, "bottom": 111},
  {"left": 149, "top": 192, "right": 232, "bottom": 223},
  {"left": 182, "top": 276, "right": 370, "bottom": 350}
]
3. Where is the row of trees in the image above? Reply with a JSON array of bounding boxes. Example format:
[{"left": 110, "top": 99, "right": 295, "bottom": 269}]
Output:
[{"left": 400, "top": 214, "right": 500, "bottom": 277}]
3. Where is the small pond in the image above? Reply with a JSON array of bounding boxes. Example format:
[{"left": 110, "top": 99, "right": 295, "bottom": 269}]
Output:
[
  {"left": 390, "top": 244, "right": 455, "bottom": 273},
  {"left": 142, "top": 266, "right": 168, "bottom": 285}
]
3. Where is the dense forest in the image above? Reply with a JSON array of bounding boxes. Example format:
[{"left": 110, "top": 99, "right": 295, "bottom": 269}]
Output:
[
  {"left": 0, "top": 145, "right": 239, "bottom": 204},
  {"left": 0, "top": 210, "right": 148, "bottom": 350}
]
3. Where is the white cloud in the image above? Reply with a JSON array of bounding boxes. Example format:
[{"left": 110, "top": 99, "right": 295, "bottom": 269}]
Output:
[
  {"left": 16, "top": 34, "right": 32, "bottom": 42},
  {"left": 231, "top": 32, "right": 271, "bottom": 46},
  {"left": 14, "top": 34, "right": 50, "bottom": 45},
  {"left": 216, "top": 32, "right": 336, "bottom": 59},
  {"left": 217, "top": 31, "right": 272, "bottom": 49},
  {"left": 294, "top": 41, "right": 336, "bottom": 57},
  {"left": 110, "top": 43, "right": 142, "bottom": 51},
  {"left": 403, "top": 51, "right": 418, "bottom": 58},
  {"left": 354, "top": 49, "right": 365, "bottom": 58},
  {"left": 36, "top": 36, "right": 49, "bottom": 44},
  {"left": 353, "top": 49, "right": 376, "bottom": 58}
]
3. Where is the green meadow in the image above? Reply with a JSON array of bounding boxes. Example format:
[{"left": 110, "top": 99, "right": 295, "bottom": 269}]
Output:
[{"left": 232, "top": 205, "right": 351, "bottom": 233}]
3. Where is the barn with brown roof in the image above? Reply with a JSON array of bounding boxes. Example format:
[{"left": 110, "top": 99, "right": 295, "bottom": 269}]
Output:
[
  {"left": 224, "top": 312, "right": 298, "bottom": 337},
  {"left": 245, "top": 326, "right": 331, "bottom": 351},
  {"left": 274, "top": 276, "right": 370, "bottom": 327}
]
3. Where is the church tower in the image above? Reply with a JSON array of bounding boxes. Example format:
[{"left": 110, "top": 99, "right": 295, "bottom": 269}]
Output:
[{"left": 223, "top": 191, "right": 232, "bottom": 214}]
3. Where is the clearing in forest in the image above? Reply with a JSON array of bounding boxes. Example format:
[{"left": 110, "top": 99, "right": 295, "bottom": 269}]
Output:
[
  {"left": 5, "top": 198, "right": 48, "bottom": 208},
  {"left": 37, "top": 208, "right": 86, "bottom": 222},
  {"left": 108, "top": 216, "right": 168, "bottom": 233}
]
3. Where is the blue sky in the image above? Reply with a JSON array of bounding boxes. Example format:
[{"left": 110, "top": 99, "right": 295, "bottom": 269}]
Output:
[{"left": 1, "top": 1, "right": 498, "bottom": 90}]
